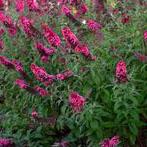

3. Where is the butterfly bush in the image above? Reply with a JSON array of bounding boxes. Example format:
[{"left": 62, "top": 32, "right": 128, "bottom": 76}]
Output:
[{"left": 0, "top": 0, "right": 146, "bottom": 146}]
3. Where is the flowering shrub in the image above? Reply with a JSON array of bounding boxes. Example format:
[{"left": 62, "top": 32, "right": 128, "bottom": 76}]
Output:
[{"left": 0, "top": 0, "right": 147, "bottom": 146}]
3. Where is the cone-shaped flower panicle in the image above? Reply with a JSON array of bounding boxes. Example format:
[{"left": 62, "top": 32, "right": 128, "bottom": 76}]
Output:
[
  {"left": 74, "top": 44, "right": 90, "bottom": 57},
  {"left": 31, "top": 111, "right": 38, "bottom": 118},
  {"left": 34, "top": 86, "right": 48, "bottom": 97},
  {"left": 61, "top": 27, "right": 79, "bottom": 49},
  {"left": 15, "top": 79, "right": 28, "bottom": 89},
  {"left": 30, "top": 63, "right": 55, "bottom": 86},
  {"left": 69, "top": 91, "right": 86, "bottom": 112},
  {"left": 0, "top": 56, "right": 14, "bottom": 69},
  {"left": 26, "top": 0, "right": 39, "bottom": 11},
  {"left": 20, "top": 16, "right": 35, "bottom": 37},
  {"left": 36, "top": 42, "right": 56, "bottom": 56},
  {"left": 56, "top": 70, "right": 73, "bottom": 80},
  {"left": 15, "top": 0, "right": 25, "bottom": 12},
  {"left": 100, "top": 136, "right": 120, "bottom": 147},
  {"left": 115, "top": 60, "right": 127, "bottom": 82},
  {"left": 12, "top": 60, "right": 24, "bottom": 73},
  {"left": 87, "top": 19, "right": 102, "bottom": 32},
  {"left": 42, "top": 24, "right": 61, "bottom": 47},
  {"left": 0, "top": 11, "right": 17, "bottom": 36},
  {"left": 0, "top": 138, "right": 14, "bottom": 147},
  {"left": 78, "top": 3, "right": 88, "bottom": 15},
  {"left": 61, "top": 5, "right": 71, "bottom": 16},
  {"left": 144, "top": 30, "right": 147, "bottom": 40}
]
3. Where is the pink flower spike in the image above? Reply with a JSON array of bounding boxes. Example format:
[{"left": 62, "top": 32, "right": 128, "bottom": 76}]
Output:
[
  {"left": 42, "top": 24, "right": 61, "bottom": 47},
  {"left": 115, "top": 60, "right": 128, "bottom": 83},
  {"left": 0, "top": 138, "right": 14, "bottom": 146},
  {"left": 15, "top": 79, "right": 28, "bottom": 89},
  {"left": 26, "top": 0, "right": 39, "bottom": 11},
  {"left": 70, "top": 0, "right": 78, "bottom": 5},
  {"left": 0, "top": 11, "right": 7, "bottom": 23},
  {"left": 61, "top": 27, "right": 79, "bottom": 49},
  {"left": 0, "top": 56, "right": 14, "bottom": 69},
  {"left": 8, "top": 27, "right": 17, "bottom": 36},
  {"left": 109, "top": 136, "right": 120, "bottom": 146},
  {"left": 34, "top": 86, "right": 48, "bottom": 97},
  {"left": 143, "top": 30, "right": 147, "bottom": 40},
  {"left": 41, "top": 55, "right": 49, "bottom": 63},
  {"left": 20, "top": 16, "right": 35, "bottom": 37},
  {"left": 87, "top": 19, "right": 102, "bottom": 32},
  {"left": 0, "top": 12, "right": 17, "bottom": 35},
  {"left": 12, "top": 60, "right": 24, "bottom": 72},
  {"left": 69, "top": 92, "right": 86, "bottom": 112},
  {"left": 56, "top": 73, "right": 65, "bottom": 80},
  {"left": 77, "top": 3, "right": 88, "bottom": 15},
  {"left": 121, "top": 14, "right": 130, "bottom": 24},
  {"left": 0, "top": 0, "right": 4, "bottom": 8},
  {"left": 15, "top": 0, "right": 25, "bottom": 13},
  {"left": 57, "top": 0, "right": 68, "bottom": 5},
  {"left": 99, "top": 139, "right": 110, "bottom": 147},
  {"left": 61, "top": 5, "right": 71, "bottom": 16},
  {"left": 35, "top": 42, "right": 56, "bottom": 57},
  {"left": 56, "top": 70, "right": 73, "bottom": 80},
  {"left": 31, "top": 111, "right": 38, "bottom": 118},
  {"left": 74, "top": 44, "right": 90, "bottom": 57},
  {"left": 100, "top": 136, "right": 120, "bottom": 147},
  {"left": 30, "top": 63, "right": 55, "bottom": 86}
]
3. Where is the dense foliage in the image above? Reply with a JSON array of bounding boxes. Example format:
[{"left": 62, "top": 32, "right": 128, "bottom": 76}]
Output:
[{"left": 0, "top": 0, "right": 147, "bottom": 146}]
